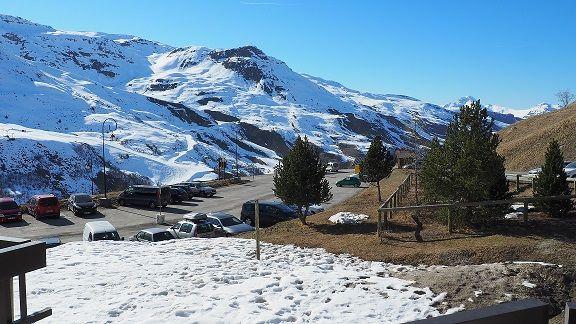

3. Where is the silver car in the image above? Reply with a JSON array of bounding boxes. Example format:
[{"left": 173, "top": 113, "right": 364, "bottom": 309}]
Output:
[
  {"left": 207, "top": 212, "right": 254, "bottom": 236},
  {"left": 130, "top": 228, "right": 174, "bottom": 242},
  {"left": 168, "top": 213, "right": 216, "bottom": 238}
]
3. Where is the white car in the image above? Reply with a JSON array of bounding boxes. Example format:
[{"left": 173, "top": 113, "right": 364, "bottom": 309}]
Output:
[
  {"left": 528, "top": 161, "right": 576, "bottom": 178},
  {"left": 83, "top": 221, "right": 122, "bottom": 241}
]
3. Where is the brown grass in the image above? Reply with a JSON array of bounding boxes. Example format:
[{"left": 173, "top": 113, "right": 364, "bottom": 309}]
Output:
[
  {"left": 246, "top": 169, "right": 576, "bottom": 267},
  {"left": 498, "top": 102, "right": 576, "bottom": 171}
]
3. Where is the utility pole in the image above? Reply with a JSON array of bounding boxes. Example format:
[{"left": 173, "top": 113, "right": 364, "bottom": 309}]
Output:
[{"left": 101, "top": 118, "right": 117, "bottom": 199}]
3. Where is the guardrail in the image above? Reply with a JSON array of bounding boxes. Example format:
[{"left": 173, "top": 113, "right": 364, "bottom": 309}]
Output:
[{"left": 0, "top": 236, "right": 52, "bottom": 324}]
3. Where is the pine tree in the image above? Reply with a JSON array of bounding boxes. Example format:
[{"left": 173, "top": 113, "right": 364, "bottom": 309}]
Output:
[
  {"left": 420, "top": 100, "right": 508, "bottom": 223},
  {"left": 534, "top": 139, "right": 572, "bottom": 217},
  {"left": 273, "top": 136, "right": 332, "bottom": 224},
  {"left": 359, "top": 135, "right": 395, "bottom": 202}
]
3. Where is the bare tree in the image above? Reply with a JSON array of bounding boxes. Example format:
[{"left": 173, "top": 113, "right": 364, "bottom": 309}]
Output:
[{"left": 556, "top": 89, "right": 575, "bottom": 108}]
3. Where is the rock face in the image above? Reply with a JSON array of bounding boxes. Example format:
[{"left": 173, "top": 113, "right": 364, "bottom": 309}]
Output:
[{"left": 0, "top": 14, "right": 540, "bottom": 198}]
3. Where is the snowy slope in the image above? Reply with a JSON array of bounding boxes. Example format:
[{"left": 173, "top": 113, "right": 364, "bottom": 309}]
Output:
[
  {"left": 444, "top": 96, "right": 559, "bottom": 126},
  {"left": 18, "top": 238, "right": 459, "bottom": 323},
  {"left": 0, "top": 14, "right": 549, "bottom": 199}
]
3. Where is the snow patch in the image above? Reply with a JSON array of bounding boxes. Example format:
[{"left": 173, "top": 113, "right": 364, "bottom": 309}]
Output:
[{"left": 329, "top": 212, "right": 369, "bottom": 224}]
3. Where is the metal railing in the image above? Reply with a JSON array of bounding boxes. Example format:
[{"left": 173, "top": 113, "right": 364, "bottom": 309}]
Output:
[{"left": 0, "top": 237, "right": 52, "bottom": 324}]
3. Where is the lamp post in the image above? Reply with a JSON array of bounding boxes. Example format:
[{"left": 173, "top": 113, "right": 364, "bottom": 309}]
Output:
[
  {"left": 86, "top": 162, "right": 93, "bottom": 195},
  {"left": 101, "top": 118, "right": 117, "bottom": 199},
  {"left": 235, "top": 122, "right": 240, "bottom": 179}
]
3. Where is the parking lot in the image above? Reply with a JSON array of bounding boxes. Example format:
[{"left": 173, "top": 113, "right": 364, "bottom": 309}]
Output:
[{"left": 0, "top": 170, "right": 364, "bottom": 242}]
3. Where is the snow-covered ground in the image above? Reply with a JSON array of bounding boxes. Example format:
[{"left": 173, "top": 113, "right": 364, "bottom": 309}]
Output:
[
  {"left": 329, "top": 212, "right": 370, "bottom": 224},
  {"left": 18, "top": 238, "right": 457, "bottom": 323}
]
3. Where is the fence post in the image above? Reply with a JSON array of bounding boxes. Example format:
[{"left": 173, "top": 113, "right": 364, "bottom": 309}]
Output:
[
  {"left": 565, "top": 302, "right": 576, "bottom": 324},
  {"left": 516, "top": 174, "right": 520, "bottom": 192},
  {"left": 523, "top": 201, "right": 529, "bottom": 223},
  {"left": 377, "top": 209, "right": 382, "bottom": 241},
  {"left": 255, "top": 199, "right": 261, "bottom": 260}
]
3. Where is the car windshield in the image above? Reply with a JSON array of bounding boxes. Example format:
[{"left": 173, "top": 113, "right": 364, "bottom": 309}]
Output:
[
  {"left": 220, "top": 217, "right": 243, "bottom": 227},
  {"left": 75, "top": 195, "right": 92, "bottom": 203},
  {"left": 93, "top": 231, "right": 120, "bottom": 241},
  {"left": 153, "top": 231, "right": 174, "bottom": 241},
  {"left": 38, "top": 197, "right": 58, "bottom": 206},
  {"left": 565, "top": 162, "right": 576, "bottom": 169},
  {"left": 0, "top": 201, "right": 18, "bottom": 210}
]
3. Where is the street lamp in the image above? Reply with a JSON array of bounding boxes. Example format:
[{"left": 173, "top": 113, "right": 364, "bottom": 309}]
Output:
[
  {"left": 101, "top": 118, "right": 117, "bottom": 199},
  {"left": 235, "top": 122, "right": 240, "bottom": 179}
]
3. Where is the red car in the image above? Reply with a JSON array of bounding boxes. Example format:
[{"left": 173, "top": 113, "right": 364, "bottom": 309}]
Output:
[
  {"left": 27, "top": 194, "right": 61, "bottom": 219},
  {"left": 0, "top": 197, "right": 22, "bottom": 223}
]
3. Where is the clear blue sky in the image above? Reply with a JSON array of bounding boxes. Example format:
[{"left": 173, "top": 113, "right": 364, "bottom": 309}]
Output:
[{"left": 1, "top": 0, "right": 575, "bottom": 108}]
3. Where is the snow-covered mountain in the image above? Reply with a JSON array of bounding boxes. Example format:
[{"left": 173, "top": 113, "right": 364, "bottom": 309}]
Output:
[
  {"left": 0, "top": 14, "right": 547, "bottom": 199},
  {"left": 444, "top": 96, "right": 559, "bottom": 127}
]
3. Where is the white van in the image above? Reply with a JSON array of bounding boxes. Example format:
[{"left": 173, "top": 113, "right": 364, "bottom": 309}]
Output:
[
  {"left": 83, "top": 221, "right": 122, "bottom": 241},
  {"left": 327, "top": 162, "right": 340, "bottom": 172}
]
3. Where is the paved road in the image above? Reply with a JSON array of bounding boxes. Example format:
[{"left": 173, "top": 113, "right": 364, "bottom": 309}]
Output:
[{"left": 0, "top": 170, "right": 364, "bottom": 242}]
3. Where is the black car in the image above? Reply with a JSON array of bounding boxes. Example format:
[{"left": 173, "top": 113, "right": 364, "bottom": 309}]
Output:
[
  {"left": 240, "top": 200, "right": 297, "bottom": 227},
  {"left": 169, "top": 184, "right": 194, "bottom": 199},
  {"left": 169, "top": 187, "right": 187, "bottom": 204},
  {"left": 179, "top": 182, "right": 216, "bottom": 197},
  {"left": 67, "top": 193, "right": 97, "bottom": 215},
  {"left": 117, "top": 185, "right": 171, "bottom": 208}
]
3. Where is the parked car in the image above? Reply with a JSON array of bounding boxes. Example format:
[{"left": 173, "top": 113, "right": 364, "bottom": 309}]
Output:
[
  {"left": 169, "top": 187, "right": 187, "bottom": 204},
  {"left": 207, "top": 212, "right": 254, "bottom": 236},
  {"left": 289, "top": 204, "right": 325, "bottom": 216},
  {"left": 117, "top": 185, "right": 171, "bottom": 208},
  {"left": 129, "top": 228, "right": 174, "bottom": 242},
  {"left": 68, "top": 193, "right": 97, "bottom": 216},
  {"left": 83, "top": 221, "right": 122, "bottom": 241},
  {"left": 40, "top": 236, "right": 62, "bottom": 248},
  {"left": 336, "top": 176, "right": 361, "bottom": 188},
  {"left": 168, "top": 213, "right": 216, "bottom": 238},
  {"left": 240, "top": 200, "right": 298, "bottom": 227},
  {"left": 169, "top": 184, "right": 194, "bottom": 199},
  {"left": 564, "top": 162, "right": 576, "bottom": 178},
  {"left": 27, "top": 194, "right": 60, "bottom": 219},
  {"left": 180, "top": 182, "right": 216, "bottom": 197},
  {"left": 0, "top": 197, "right": 22, "bottom": 223},
  {"left": 327, "top": 162, "right": 340, "bottom": 172}
]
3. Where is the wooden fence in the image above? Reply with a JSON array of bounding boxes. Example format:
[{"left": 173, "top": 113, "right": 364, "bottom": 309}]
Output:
[{"left": 376, "top": 173, "right": 416, "bottom": 240}]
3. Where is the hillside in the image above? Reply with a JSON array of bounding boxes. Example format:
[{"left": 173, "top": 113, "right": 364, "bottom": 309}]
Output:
[{"left": 498, "top": 102, "right": 576, "bottom": 171}]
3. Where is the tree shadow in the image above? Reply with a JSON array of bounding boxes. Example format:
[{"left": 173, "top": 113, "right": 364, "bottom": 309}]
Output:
[
  {"left": 174, "top": 201, "right": 198, "bottom": 207},
  {"left": 309, "top": 222, "right": 376, "bottom": 235}
]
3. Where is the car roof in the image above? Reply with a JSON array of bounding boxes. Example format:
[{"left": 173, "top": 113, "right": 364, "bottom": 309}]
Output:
[
  {"left": 71, "top": 193, "right": 90, "bottom": 197},
  {"left": 245, "top": 200, "right": 290, "bottom": 207},
  {"left": 33, "top": 194, "right": 57, "bottom": 199},
  {"left": 207, "top": 212, "right": 234, "bottom": 219},
  {"left": 183, "top": 212, "right": 207, "bottom": 221},
  {"left": 86, "top": 221, "right": 116, "bottom": 232},
  {"left": 141, "top": 227, "right": 168, "bottom": 234},
  {"left": 0, "top": 197, "right": 16, "bottom": 203}
]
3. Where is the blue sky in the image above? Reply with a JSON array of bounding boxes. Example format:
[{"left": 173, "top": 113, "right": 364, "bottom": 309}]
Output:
[{"left": 1, "top": 0, "right": 574, "bottom": 108}]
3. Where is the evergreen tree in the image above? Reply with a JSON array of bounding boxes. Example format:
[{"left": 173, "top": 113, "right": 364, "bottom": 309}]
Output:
[
  {"left": 533, "top": 139, "right": 572, "bottom": 217},
  {"left": 359, "top": 135, "right": 395, "bottom": 202},
  {"left": 273, "top": 136, "right": 332, "bottom": 224},
  {"left": 420, "top": 100, "right": 508, "bottom": 223}
]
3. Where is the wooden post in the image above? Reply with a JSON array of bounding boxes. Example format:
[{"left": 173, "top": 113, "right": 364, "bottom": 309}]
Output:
[
  {"left": 516, "top": 174, "right": 520, "bottom": 192},
  {"left": 523, "top": 201, "right": 529, "bottom": 223},
  {"left": 19, "top": 274, "right": 27, "bottom": 320},
  {"left": 255, "top": 199, "right": 260, "bottom": 260},
  {"left": 448, "top": 208, "right": 454, "bottom": 234},
  {"left": 383, "top": 203, "right": 389, "bottom": 230},
  {"left": 377, "top": 209, "right": 382, "bottom": 240},
  {"left": 0, "top": 278, "right": 13, "bottom": 323},
  {"left": 531, "top": 177, "right": 535, "bottom": 194}
]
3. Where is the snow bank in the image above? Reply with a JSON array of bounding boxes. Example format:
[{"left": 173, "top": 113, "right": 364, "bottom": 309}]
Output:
[
  {"left": 21, "top": 238, "right": 449, "bottom": 323},
  {"left": 329, "top": 212, "right": 369, "bottom": 224}
]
